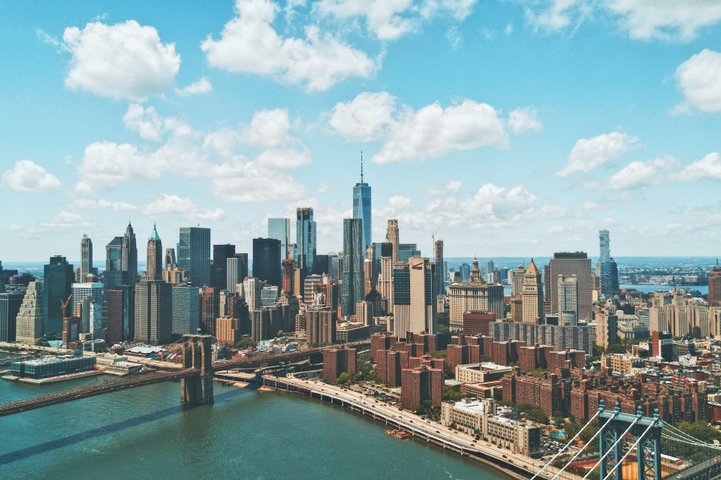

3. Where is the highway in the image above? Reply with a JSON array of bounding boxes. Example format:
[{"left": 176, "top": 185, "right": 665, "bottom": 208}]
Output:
[{"left": 266, "top": 375, "right": 582, "bottom": 480}]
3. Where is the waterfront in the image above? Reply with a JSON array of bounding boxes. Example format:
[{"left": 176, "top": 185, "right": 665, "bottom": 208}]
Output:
[{"left": 0, "top": 378, "right": 510, "bottom": 480}]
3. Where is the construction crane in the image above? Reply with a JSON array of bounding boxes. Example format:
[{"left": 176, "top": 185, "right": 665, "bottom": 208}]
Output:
[{"left": 60, "top": 294, "right": 73, "bottom": 318}]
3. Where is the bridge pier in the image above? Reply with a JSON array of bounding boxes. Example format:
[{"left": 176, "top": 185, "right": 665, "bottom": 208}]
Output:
[{"left": 181, "top": 334, "right": 214, "bottom": 406}]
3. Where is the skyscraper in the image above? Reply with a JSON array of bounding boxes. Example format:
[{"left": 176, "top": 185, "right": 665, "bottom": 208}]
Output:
[
  {"left": 295, "top": 208, "right": 316, "bottom": 275},
  {"left": 226, "top": 253, "right": 249, "bottom": 294},
  {"left": 171, "top": 285, "right": 200, "bottom": 335},
  {"left": 178, "top": 227, "right": 211, "bottom": 287},
  {"left": 597, "top": 230, "right": 619, "bottom": 298},
  {"left": 105, "top": 236, "right": 124, "bottom": 290},
  {"left": 16, "top": 281, "right": 44, "bottom": 344},
  {"left": 549, "top": 252, "right": 593, "bottom": 321},
  {"left": 211, "top": 244, "right": 235, "bottom": 291},
  {"left": 147, "top": 224, "right": 163, "bottom": 281},
  {"left": 521, "top": 259, "right": 543, "bottom": 323},
  {"left": 352, "top": 153, "right": 372, "bottom": 249},
  {"left": 268, "top": 218, "right": 291, "bottom": 259},
  {"left": 42, "top": 255, "right": 74, "bottom": 335},
  {"left": 134, "top": 279, "right": 172, "bottom": 345},
  {"left": 386, "top": 219, "right": 399, "bottom": 265},
  {"left": 253, "top": 238, "right": 281, "bottom": 287},
  {"left": 557, "top": 275, "right": 578, "bottom": 324},
  {"left": 121, "top": 222, "right": 138, "bottom": 284},
  {"left": 393, "top": 257, "right": 436, "bottom": 339},
  {"left": 0, "top": 287, "right": 24, "bottom": 342},
  {"left": 434, "top": 239, "right": 445, "bottom": 295},
  {"left": 709, "top": 263, "right": 721, "bottom": 306},
  {"left": 243, "top": 277, "right": 261, "bottom": 313},
  {"left": 341, "top": 218, "right": 364, "bottom": 316},
  {"left": 378, "top": 242, "right": 394, "bottom": 313},
  {"left": 80, "top": 235, "right": 94, "bottom": 281},
  {"left": 106, "top": 285, "right": 134, "bottom": 344}
]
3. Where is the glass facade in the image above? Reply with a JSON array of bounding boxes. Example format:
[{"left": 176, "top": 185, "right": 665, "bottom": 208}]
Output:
[
  {"left": 295, "top": 208, "right": 316, "bottom": 273},
  {"left": 268, "top": 218, "right": 291, "bottom": 260},
  {"left": 178, "top": 227, "right": 211, "bottom": 287},
  {"left": 353, "top": 182, "right": 372, "bottom": 249},
  {"left": 11, "top": 355, "right": 96, "bottom": 379},
  {"left": 341, "top": 218, "right": 364, "bottom": 316}
]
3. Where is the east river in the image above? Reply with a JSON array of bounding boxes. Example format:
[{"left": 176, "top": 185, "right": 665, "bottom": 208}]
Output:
[{"left": 0, "top": 372, "right": 510, "bottom": 480}]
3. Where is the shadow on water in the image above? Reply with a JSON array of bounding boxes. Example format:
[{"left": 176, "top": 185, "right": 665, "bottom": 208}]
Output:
[{"left": 0, "top": 388, "right": 246, "bottom": 466}]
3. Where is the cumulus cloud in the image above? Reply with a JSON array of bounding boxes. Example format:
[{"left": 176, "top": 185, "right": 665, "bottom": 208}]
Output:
[
  {"left": 63, "top": 20, "right": 180, "bottom": 101},
  {"left": 42, "top": 211, "right": 94, "bottom": 230},
  {"left": 606, "top": 0, "right": 721, "bottom": 41},
  {"left": 675, "top": 49, "right": 721, "bottom": 113},
  {"left": 329, "top": 92, "right": 397, "bottom": 142},
  {"left": 525, "top": 0, "right": 590, "bottom": 32},
  {"left": 212, "top": 162, "right": 306, "bottom": 202},
  {"left": 679, "top": 152, "right": 721, "bottom": 181},
  {"left": 142, "top": 194, "right": 225, "bottom": 222},
  {"left": 201, "top": 0, "right": 376, "bottom": 91},
  {"left": 557, "top": 131, "right": 640, "bottom": 176},
  {"left": 242, "top": 109, "right": 292, "bottom": 148},
  {"left": 609, "top": 156, "right": 676, "bottom": 190},
  {"left": 175, "top": 77, "right": 213, "bottom": 96},
  {"left": 74, "top": 198, "right": 138, "bottom": 211},
  {"left": 123, "top": 104, "right": 192, "bottom": 141},
  {"left": 373, "top": 100, "right": 507, "bottom": 163},
  {"left": 507, "top": 107, "right": 543, "bottom": 134},
  {"left": 2, "top": 160, "right": 61, "bottom": 192},
  {"left": 255, "top": 148, "right": 311, "bottom": 169}
]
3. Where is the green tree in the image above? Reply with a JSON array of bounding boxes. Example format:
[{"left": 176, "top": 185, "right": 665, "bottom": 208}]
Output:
[{"left": 235, "top": 336, "right": 257, "bottom": 349}]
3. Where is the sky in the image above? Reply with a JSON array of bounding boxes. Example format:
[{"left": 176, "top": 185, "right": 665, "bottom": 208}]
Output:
[{"left": 2, "top": 0, "right": 721, "bottom": 261}]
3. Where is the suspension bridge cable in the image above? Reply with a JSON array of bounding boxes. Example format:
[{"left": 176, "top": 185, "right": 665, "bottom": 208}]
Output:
[
  {"left": 600, "top": 421, "right": 657, "bottom": 480},
  {"left": 580, "top": 416, "right": 641, "bottom": 480},
  {"left": 548, "top": 412, "right": 617, "bottom": 480},
  {"left": 531, "top": 409, "right": 602, "bottom": 480}
]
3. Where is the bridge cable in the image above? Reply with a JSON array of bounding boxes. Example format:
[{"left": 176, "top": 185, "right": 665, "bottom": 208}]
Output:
[
  {"left": 599, "top": 421, "right": 657, "bottom": 480},
  {"left": 580, "top": 416, "right": 641, "bottom": 480},
  {"left": 531, "top": 409, "right": 602, "bottom": 480},
  {"left": 548, "top": 411, "right": 618, "bottom": 480}
]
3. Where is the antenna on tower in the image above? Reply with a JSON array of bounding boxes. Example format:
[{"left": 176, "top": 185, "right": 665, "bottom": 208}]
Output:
[{"left": 360, "top": 150, "right": 364, "bottom": 184}]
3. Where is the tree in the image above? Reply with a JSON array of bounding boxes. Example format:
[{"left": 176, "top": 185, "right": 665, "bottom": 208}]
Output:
[{"left": 235, "top": 336, "right": 257, "bottom": 349}]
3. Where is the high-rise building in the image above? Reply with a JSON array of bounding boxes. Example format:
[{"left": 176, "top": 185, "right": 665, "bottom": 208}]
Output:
[
  {"left": 557, "top": 275, "right": 579, "bottom": 324},
  {"left": 268, "top": 218, "right": 291, "bottom": 260},
  {"left": 595, "top": 308, "right": 619, "bottom": 349},
  {"left": 522, "top": 259, "right": 543, "bottom": 324},
  {"left": 0, "top": 287, "right": 24, "bottom": 342},
  {"left": 597, "top": 230, "right": 619, "bottom": 298},
  {"left": 178, "top": 227, "right": 211, "bottom": 287},
  {"left": 134, "top": 279, "right": 172, "bottom": 345},
  {"left": 72, "top": 282, "right": 105, "bottom": 338},
  {"left": 172, "top": 284, "right": 200, "bottom": 335},
  {"left": 393, "top": 257, "right": 436, "bottom": 339},
  {"left": 121, "top": 222, "right": 138, "bottom": 285},
  {"left": 253, "top": 238, "right": 281, "bottom": 287},
  {"left": 549, "top": 252, "right": 593, "bottom": 321},
  {"left": 42, "top": 255, "right": 74, "bottom": 335},
  {"left": 352, "top": 154, "right": 372, "bottom": 248},
  {"left": 378, "top": 242, "right": 394, "bottom": 314},
  {"left": 243, "top": 277, "right": 262, "bottom": 313},
  {"left": 306, "top": 307, "right": 337, "bottom": 345},
  {"left": 16, "top": 281, "right": 44, "bottom": 344},
  {"left": 80, "top": 235, "right": 94, "bottom": 281},
  {"left": 226, "top": 253, "right": 249, "bottom": 294},
  {"left": 709, "top": 263, "right": 721, "bottom": 306},
  {"left": 200, "top": 286, "right": 218, "bottom": 335},
  {"left": 386, "top": 219, "right": 399, "bottom": 265},
  {"left": 211, "top": 244, "right": 235, "bottom": 291},
  {"left": 147, "top": 224, "right": 163, "bottom": 281},
  {"left": 341, "top": 218, "right": 364, "bottom": 317},
  {"left": 105, "top": 236, "right": 124, "bottom": 290},
  {"left": 448, "top": 257, "right": 504, "bottom": 329},
  {"left": 295, "top": 208, "right": 316, "bottom": 275},
  {"left": 164, "top": 248, "right": 176, "bottom": 269},
  {"left": 106, "top": 285, "right": 134, "bottom": 345},
  {"left": 434, "top": 239, "right": 445, "bottom": 295},
  {"left": 398, "top": 243, "right": 421, "bottom": 263},
  {"left": 281, "top": 258, "right": 296, "bottom": 295},
  {"left": 323, "top": 347, "right": 357, "bottom": 382}
]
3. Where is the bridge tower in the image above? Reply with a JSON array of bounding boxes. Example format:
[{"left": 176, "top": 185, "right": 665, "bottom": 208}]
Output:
[
  {"left": 598, "top": 401, "right": 663, "bottom": 480},
  {"left": 180, "top": 334, "right": 214, "bottom": 406}
]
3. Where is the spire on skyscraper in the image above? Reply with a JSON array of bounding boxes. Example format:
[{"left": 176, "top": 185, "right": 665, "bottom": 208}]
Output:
[{"left": 360, "top": 150, "right": 364, "bottom": 184}]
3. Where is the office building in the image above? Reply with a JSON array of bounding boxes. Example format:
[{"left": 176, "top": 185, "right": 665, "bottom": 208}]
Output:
[
  {"left": 521, "top": 259, "right": 543, "bottom": 323},
  {"left": 212, "top": 244, "right": 235, "bottom": 291},
  {"left": 106, "top": 285, "right": 134, "bottom": 345},
  {"left": 105, "top": 236, "right": 124, "bottom": 290},
  {"left": 227, "top": 253, "right": 249, "bottom": 294},
  {"left": 147, "top": 224, "right": 163, "bottom": 281},
  {"left": 386, "top": 219, "right": 399, "bottom": 265},
  {"left": 597, "top": 230, "right": 619, "bottom": 298},
  {"left": 172, "top": 284, "right": 200, "bottom": 335},
  {"left": 268, "top": 218, "right": 291, "bottom": 260},
  {"left": 378, "top": 242, "right": 394, "bottom": 313},
  {"left": 72, "top": 282, "right": 105, "bottom": 337},
  {"left": 295, "top": 208, "right": 316, "bottom": 274},
  {"left": 709, "top": 264, "right": 721, "bottom": 306},
  {"left": 434, "top": 239, "right": 445, "bottom": 295},
  {"left": 352, "top": 155, "right": 372, "bottom": 248},
  {"left": 557, "top": 275, "right": 578, "bottom": 324},
  {"left": 595, "top": 308, "right": 619, "bottom": 349},
  {"left": 134, "top": 279, "right": 172, "bottom": 345},
  {"left": 243, "top": 277, "right": 262, "bottom": 313},
  {"left": 393, "top": 257, "right": 436, "bottom": 339},
  {"left": 253, "top": 237, "right": 281, "bottom": 287},
  {"left": 42, "top": 255, "right": 74, "bottom": 336},
  {"left": 281, "top": 258, "right": 296, "bottom": 295},
  {"left": 16, "top": 281, "right": 44, "bottom": 344},
  {"left": 199, "top": 287, "right": 218, "bottom": 335},
  {"left": 448, "top": 257, "right": 504, "bottom": 329},
  {"left": 121, "top": 222, "right": 138, "bottom": 284},
  {"left": 549, "top": 252, "right": 593, "bottom": 321},
  {"left": 178, "top": 227, "right": 211, "bottom": 287},
  {"left": 341, "top": 218, "right": 364, "bottom": 317},
  {"left": 80, "top": 234, "right": 94, "bottom": 281},
  {"left": 0, "top": 287, "right": 24, "bottom": 342}
]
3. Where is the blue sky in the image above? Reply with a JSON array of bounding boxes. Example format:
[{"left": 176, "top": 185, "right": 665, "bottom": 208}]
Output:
[{"left": 2, "top": 0, "right": 721, "bottom": 261}]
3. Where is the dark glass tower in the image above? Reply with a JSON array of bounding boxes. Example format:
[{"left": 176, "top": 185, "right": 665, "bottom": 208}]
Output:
[
  {"left": 352, "top": 153, "right": 372, "bottom": 249},
  {"left": 212, "top": 244, "right": 236, "bottom": 291},
  {"left": 42, "top": 255, "right": 74, "bottom": 335},
  {"left": 253, "top": 238, "right": 281, "bottom": 287},
  {"left": 295, "top": 208, "right": 316, "bottom": 275},
  {"left": 341, "top": 218, "right": 364, "bottom": 316},
  {"left": 121, "top": 222, "right": 138, "bottom": 284},
  {"left": 105, "top": 236, "right": 124, "bottom": 290},
  {"left": 80, "top": 235, "right": 94, "bottom": 280},
  {"left": 178, "top": 227, "right": 211, "bottom": 287}
]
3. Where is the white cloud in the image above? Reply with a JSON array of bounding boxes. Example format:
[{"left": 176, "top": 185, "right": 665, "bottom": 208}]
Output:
[
  {"left": 123, "top": 104, "right": 192, "bottom": 141},
  {"left": 525, "top": 0, "right": 588, "bottom": 32},
  {"left": 606, "top": 0, "right": 721, "bottom": 41},
  {"left": 316, "top": 0, "right": 477, "bottom": 41},
  {"left": 63, "top": 20, "right": 180, "bottom": 101},
  {"left": 557, "top": 131, "right": 640, "bottom": 176},
  {"left": 609, "top": 156, "right": 676, "bottom": 190},
  {"left": 212, "top": 162, "right": 306, "bottom": 202},
  {"left": 75, "top": 141, "right": 161, "bottom": 193},
  {"left": 142, "top": 194, "right": 225, "bottom": 222},
  {"left": 507, "top": 107, "right": 543, "bottom": 134},
  {"left": 2, "top": 160, "right": 61, "bottom": 192},
  {"left": 329, "top": 92, "right": 397, "bottom": 142},
  {"left": 175, "top": 77, "right": 213, "bottom": 96},
  {"left": 256, "top": 148, "right": 311, "bottom": 169},
  {"left": 679, "top": 152, "right": 721, "bottom": 181},
  {"left": 675, "top": 49, "right": 721, "bottom": 113},
  {"left": 201, "top": 0, "right": 376, "bottom": 91},
  {"left": 373, "top": 100, "right": 507, "bottom": 163},
  {"left": 74, "top": 198, "right": 138, "bottom": 211},
  {"left": 42, "top": 211, "right": 94, "bottom": 230},
  {"left": 242, "top": 109, "right": 292, "bottom": 148},
  {"left": 447, "top": 180, "right": 462, "bottom": 192}
]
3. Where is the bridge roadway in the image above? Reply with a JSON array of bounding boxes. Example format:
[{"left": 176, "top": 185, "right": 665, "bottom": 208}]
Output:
[
  {"left": 264, "top": 375, "right": 583, "bottom": 480},
  {"left": 0, "top": 369, "right": 196, "bottom": 417}
]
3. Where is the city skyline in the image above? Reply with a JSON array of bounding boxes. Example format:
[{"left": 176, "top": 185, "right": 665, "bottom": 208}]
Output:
[{"left": 3, "top": 1, "right": 721, "bottom": 260}]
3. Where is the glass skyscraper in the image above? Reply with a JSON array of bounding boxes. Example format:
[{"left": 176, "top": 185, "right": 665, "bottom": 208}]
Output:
[
  {"left": 352, "top": 156, "right": 371, "bottom": 248},
  {"left": 252, "top": 238, "right": 281, "bottom": 287},
  {"left": 295, "top": 208, "right": 316, "bottom": 274},
  {"left": 341, "top": 218, "right": 364, "bottom": 317},
  {"left": 178, "top": 227, "right": 211, "bottom": 287},
  {"left": 268, "top": 218, "right": 291, "bottom": 259},
  {"left": 597, "top": 229, "right": 619, "bottom": 298},
  {"left": 43, "top": 255, "right": 74, "bottom": 335}
]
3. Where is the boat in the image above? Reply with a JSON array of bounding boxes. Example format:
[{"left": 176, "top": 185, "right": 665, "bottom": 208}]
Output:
[{"left": 386, "top": 429, "right": 411, "bottom": 440}]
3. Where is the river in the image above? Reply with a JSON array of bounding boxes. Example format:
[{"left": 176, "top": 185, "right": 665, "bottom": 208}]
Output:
[{"left": 0, "top": 377, "right": 510, "bottom": 480}]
